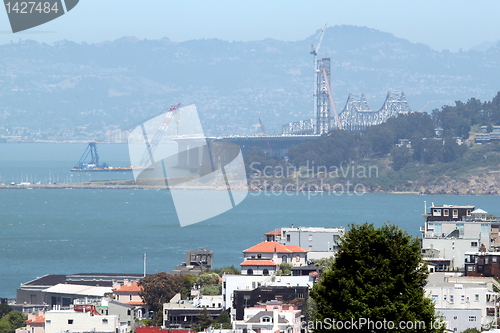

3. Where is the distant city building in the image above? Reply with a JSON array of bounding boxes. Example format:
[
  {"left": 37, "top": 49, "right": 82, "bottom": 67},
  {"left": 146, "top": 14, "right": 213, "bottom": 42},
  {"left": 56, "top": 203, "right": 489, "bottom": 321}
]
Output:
[
  {"left": 475, "top": 126, "right": 500, "bottom": 142},
  {"left": 171, "top": 249, "right": 214, "bottom": 276},
  {"left": 421, "top": 204, "right": 500, "bottom": 269},
  {"left": 425, "top": 272, "right": 498, "bottom": 332}
]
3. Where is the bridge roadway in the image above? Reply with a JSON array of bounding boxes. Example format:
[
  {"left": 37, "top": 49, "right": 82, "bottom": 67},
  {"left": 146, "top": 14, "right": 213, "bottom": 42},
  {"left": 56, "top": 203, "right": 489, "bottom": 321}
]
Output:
[{"left": 173, "top": 135, "right": 320, "bottom": 169}]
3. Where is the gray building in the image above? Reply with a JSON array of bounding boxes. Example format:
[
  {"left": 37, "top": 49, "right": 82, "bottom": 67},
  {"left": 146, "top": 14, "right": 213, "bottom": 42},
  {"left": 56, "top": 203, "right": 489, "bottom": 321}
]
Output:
[{"left": 269, "top": 227, "right": 344, "bottom": 260}]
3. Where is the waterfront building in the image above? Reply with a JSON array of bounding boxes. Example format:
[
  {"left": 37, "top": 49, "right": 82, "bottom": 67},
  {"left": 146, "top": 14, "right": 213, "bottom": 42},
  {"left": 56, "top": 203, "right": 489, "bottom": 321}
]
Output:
[
  {"left": 240, "top": 242, "right": 308, "bottom": 276},
  {"left": 464, "top": 251, "right": 500, "bottom": 279},
  {"left": 265, "top": 227, "right": 344, "bottom": 260},
  {"left": 170, "top": 249, "right": 214, "bottom": 276},
  {"left": 421, "top": 204, "right": 500, "bottom": 269}
]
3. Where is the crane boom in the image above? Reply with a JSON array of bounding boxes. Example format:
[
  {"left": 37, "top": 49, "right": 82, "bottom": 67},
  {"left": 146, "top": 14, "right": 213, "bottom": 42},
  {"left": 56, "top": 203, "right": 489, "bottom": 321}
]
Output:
[{"left": 311, "top": 23, "right": 328, "bottom": 120}]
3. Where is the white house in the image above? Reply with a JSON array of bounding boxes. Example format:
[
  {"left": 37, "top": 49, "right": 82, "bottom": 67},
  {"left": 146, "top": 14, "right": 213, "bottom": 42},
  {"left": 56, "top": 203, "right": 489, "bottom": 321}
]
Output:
[
  {"left": 232, "top": 301, "right": 302, "bottom": 333},
  {"left": 44, "top": 307, "right": 120, "bottom": 333},
  {"left": 240, "top": 242, "right": 308, "bottom": 276},
  {"left": 425, "top": 272, "right": 498, "bottom": 332}
]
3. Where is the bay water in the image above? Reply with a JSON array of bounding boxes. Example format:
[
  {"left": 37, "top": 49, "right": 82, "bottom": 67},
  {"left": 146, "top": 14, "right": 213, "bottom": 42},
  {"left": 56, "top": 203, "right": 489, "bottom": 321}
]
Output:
[{"left": 0, "top": 143, "right": 499, "bottom": 299}]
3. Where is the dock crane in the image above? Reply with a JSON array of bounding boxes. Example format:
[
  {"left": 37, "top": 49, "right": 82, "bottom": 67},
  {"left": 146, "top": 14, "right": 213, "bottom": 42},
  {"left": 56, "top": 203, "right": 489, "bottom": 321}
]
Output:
[{"left": 74, "top": 142, "right": 107, "bottom": 170}]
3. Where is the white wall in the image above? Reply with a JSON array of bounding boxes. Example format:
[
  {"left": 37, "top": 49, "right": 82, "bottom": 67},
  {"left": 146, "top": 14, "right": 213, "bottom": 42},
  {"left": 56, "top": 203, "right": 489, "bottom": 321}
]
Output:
[{"left": 45, "top": 310, "right": 119, "bottom": 333}]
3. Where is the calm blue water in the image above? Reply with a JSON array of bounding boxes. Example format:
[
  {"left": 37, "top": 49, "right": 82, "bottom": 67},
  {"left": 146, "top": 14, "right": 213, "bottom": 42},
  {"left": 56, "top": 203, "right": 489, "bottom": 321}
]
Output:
[{"left": 0, "top": 144, "right": 499, "bottom": 299}]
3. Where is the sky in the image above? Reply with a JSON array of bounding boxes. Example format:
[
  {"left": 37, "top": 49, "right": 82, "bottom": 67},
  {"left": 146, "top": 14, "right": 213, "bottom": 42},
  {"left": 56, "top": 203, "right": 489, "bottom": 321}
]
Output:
[{"left": 0, "top": 0, "right": 499, "bottom": 51}]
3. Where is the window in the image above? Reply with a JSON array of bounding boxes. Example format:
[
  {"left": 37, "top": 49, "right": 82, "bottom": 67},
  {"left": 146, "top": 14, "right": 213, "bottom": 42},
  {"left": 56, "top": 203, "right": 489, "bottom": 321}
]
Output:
[
  {"left": 309, "top": 245, "right": 313, "bottom": 250},
  {"left": 471, "top": 242, "right": 478, "bottom": 247},
  {"left": 434, "top": 223, "right": 442, "bottom": 234},
  {"left": 102, "top": 319, "right": 108, "bottom": 324},
  {"left": 494, "top": 256, "right": 498, "bottom": 263},
  {"left": 453, "top": 209, "right": 458, "bottom": 218},
  {"left": 443, "top": 209, "right": 449, "bottom": 216},
  {"left": 263, "top": 269, "right": 269, "bottom": 276},
  {"left": 468, "top": 266, "right": 473, "bottom": 271},
  {"left": 433, "top": 209, "right": 441, "bottom": 216},
  {"left": 486, "top": 258, "right": 490, "bottom": 264},
  {"left": 116, "top": 295, "right": 120, "bottom": 301},
  {"left": 262, "top": 317, "right": 271, "bottom": 323},
  {"left": 467, "top": 209, "right": 472, "bottom": 216},
  {"left": 461, "top": 295, "right": 465, "bottom": 303},
  {"left": 469, "top": 316, "right": 476, "bottom": 322},
  {"left": 450, "top": 295, "right": 454, "bottom": 303},
  {"left": 129, "top": 295, "right": 133, "bottom": 301},
  {"left": 68, "top": 319, "right": 74, "bottom": 325},
  {"left": 431, "top": 295, "right": 438, "bottom": 302},
  {"left": 455, "top": 223, "right": 464, "bottom": 236},
  {"left": 257, "top": 254, "right": 262, "bottom": 259},
  {"left": 443, "top": 295, "right": 447, "bottom": 301},
  {"left": 127, "top": 309, "right": 131, "bottom": 315},
  {"left": 481, "top": 224, "right": 489, "bottom": 235},
  {"left": 475, "top": 294, "right": 479, "bottom": 301},
  {"left": 286, "top": 235, "right": 290, "bottom": 242},
  {"left": 308, "top": 234, "right": 313, "bottom": 241},
  {"left": 46, "top": 320, "right": 51, "bottom": 324},
  {"left": 282, "top": 255, "right": 287, "bottom": 263},
  {"left": 247, "top": 269, "right": 253, "bottom": 275}
]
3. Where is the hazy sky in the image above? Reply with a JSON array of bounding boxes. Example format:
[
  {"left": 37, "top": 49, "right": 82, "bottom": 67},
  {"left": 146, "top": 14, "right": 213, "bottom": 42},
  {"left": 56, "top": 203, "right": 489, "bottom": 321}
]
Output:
[{"left": 0, "top": 0, "right": 499, "bottom": 51}]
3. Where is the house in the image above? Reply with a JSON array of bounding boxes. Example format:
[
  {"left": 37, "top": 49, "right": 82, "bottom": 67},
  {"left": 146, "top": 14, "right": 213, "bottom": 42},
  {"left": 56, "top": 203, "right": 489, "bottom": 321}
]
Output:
[
  {"left": 16, "top": 312, "right": 45, "bottom": 333},
  {"left": 44, "top": 305, "right": 120, "bottom": 333},
  {"left": 222, "top": 274, "right": 313, "bottom": 310},
  {"left": 113, "top": 280, "right": 145, "bottom": 306},
  {"left": 232, "top": 301, "right": 302, "bottom": 333},
  {"left": 240, "top": 242, "right": 308, "bottom": 276},
  {"left": 464, "top": 251, "right": 500, "bottom": 279},
  {"left": 421, "top": 204, "right": 500, "bottom": 269},
  {"left": 163, "top": 293, "right": 224, "bottom": 328},
  {"left": 265, "top": 227, "right": 345, "bottom": 260},
  {"left": 16, "top": 273, "right": 144, "bottom": 307},
  {"left": 232, "top": 286, "right": 309, "bottom": 321},
  {"left": 425, "top": 272, "right": 498, "bottom": 332}
]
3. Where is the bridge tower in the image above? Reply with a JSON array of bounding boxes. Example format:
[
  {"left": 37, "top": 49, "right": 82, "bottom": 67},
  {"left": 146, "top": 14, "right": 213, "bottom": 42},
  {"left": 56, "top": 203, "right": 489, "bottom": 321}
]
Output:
[{"left": 315, "top": 58, "right": 332, "bottom": 134}]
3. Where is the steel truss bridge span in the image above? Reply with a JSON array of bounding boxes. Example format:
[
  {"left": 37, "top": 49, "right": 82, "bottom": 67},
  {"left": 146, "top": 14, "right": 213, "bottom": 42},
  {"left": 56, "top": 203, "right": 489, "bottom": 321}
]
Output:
[{"left": 283, "top": 91, "right": 412, "bottom": 135}]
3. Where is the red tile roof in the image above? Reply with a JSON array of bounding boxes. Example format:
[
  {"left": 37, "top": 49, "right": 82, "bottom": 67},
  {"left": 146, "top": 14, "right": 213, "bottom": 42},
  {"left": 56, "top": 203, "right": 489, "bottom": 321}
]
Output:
[
  {"left": 113, "top": 281, "right": 142, "bottom": 293},
  {"left": 240, "top": 260, "right": 277, "bottom": 266},
  {"left": 264, "top": 230, "right": 281, "bottom": 236},
  {"left": 243, "top": 241, "right": 308, "bottom": 253},
  {"left": 27, "top": 315, "right": 45, "bottom": 324}
]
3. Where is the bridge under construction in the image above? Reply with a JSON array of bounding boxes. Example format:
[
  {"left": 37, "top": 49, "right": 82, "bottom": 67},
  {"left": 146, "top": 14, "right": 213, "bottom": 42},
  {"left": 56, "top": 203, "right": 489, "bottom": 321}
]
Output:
[{"left": 282, "top": 89, "right": 413, "bottom": 135}]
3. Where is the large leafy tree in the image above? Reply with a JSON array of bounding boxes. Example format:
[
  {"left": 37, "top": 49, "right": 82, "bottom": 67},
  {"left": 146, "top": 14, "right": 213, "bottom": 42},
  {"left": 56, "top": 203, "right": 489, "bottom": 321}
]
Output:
[
  {"left": 138, "top": 272, "right": 185, "bottom": 313},
  {"left": 311, "top": 223, "right": 444, "bottom": 333}
]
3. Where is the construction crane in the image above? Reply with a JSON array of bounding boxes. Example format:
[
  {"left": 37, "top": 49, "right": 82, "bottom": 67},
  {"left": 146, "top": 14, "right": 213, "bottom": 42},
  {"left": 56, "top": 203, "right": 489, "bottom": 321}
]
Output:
[
  {"left": 311, "top": 23, "right": 328, "bottom": 119},
  {"left": 73, "top": 141, "right": 107, "bottom": 170},
  {"left": 259, "top": 118, "right": 273, "bottom": 155},
  {"left": 418, "top": 101, "right": 430, "bottom": 113},
  {"left": 139, "top": 103, "right": 181, "bottom": 167}
]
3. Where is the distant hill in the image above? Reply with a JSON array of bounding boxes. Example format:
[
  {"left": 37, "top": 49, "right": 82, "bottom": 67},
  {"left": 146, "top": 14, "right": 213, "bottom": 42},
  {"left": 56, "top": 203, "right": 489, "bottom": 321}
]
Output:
[{"left": 1, "top": 25, "right": 500, "bottom": 139}]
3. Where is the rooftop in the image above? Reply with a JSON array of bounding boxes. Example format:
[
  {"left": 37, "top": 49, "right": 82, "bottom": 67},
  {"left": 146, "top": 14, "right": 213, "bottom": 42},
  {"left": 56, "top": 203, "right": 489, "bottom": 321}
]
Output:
[
  {"left": 243, "top": 242, "right": 308, "bottom": 254},
  {"left": 113, "top": 281, "right": 142, "bottom": 293},
  {"left": 240, "top": 260, "right": 277, "bottom": 266}
]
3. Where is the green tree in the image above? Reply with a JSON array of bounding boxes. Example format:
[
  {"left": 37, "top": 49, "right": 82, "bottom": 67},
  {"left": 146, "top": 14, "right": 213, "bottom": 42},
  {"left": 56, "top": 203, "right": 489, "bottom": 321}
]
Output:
[
  {"left": 277, "top": 263, "right": 294, "bottom": 276},
  {"left": 197, "top": 307, "right": 213, "bottom": 330},
  {"left": 0, "top": 305, "right": 11, "bottom": 319},
  {"left": 196, "top": 272, "right": 221, "bottom": 287},
  {"left": 212, "top": 265, "right": 240, "bottom": 275},
  {"left": 216, "top": 310, "right": 232, "bottom": 329},
  {"left": 311, "top": 223, "right": 444, "bottom": 333},
  {"left": 138, "top": 272, "right": 185, "bottom": 321},
  {"left": 0, "top": 311, "right": 26, "bottom": 333},
  {"left": 460, "top": 329, "right": 481, "bottom": 333}
]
